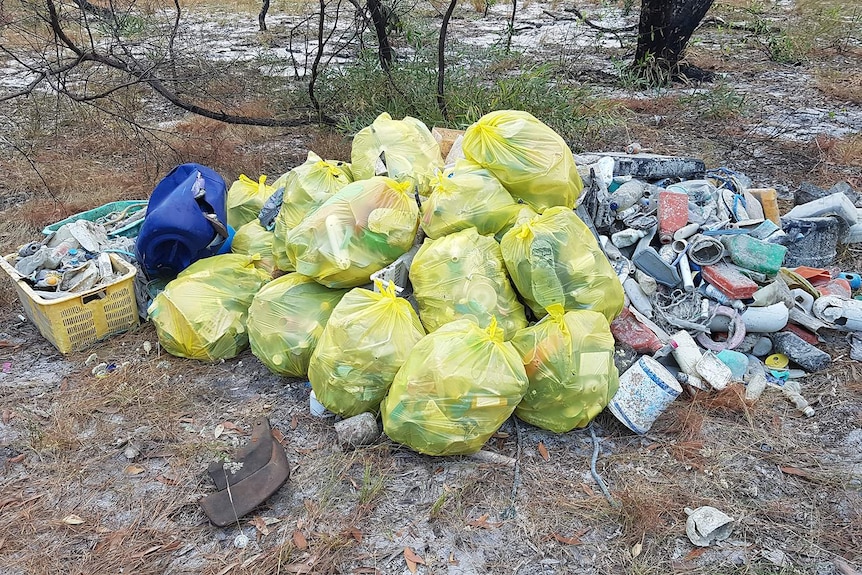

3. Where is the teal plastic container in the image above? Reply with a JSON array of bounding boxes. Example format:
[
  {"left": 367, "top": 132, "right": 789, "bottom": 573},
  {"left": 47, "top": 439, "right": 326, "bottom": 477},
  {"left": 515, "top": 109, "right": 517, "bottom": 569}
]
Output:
[
  {"left": 42, "top": 200, "right": 148, "bottom": 238},
  {"left": 724, "top": 234, "right": 787, "bottom": 275}
]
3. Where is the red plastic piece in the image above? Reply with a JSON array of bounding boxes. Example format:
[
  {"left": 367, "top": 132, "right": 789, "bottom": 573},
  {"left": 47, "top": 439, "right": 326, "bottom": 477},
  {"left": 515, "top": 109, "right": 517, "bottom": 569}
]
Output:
[
  {"left": 658, "top": 190, "right": 689, "bottom": 244},
  {"left": 782, "top": 323, "right": 820, "bottom": 346},
  {"left": 793, "top": 266, "right": 833, "bottom": 284},
  {"left": 701, "top": 263, "right": 759, "bottom": 300},
  {"left": 610, "top": 307, "right": 663, "bottom": 353},
  {"left": 813, "top": 278, "right": 851, "bottom": 299}
]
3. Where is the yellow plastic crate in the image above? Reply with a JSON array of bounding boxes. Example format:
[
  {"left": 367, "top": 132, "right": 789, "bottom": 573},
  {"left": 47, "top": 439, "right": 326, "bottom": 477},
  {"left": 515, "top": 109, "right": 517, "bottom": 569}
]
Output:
[{"left": 1, "top": 253, "right": 140, "bottom": 354}]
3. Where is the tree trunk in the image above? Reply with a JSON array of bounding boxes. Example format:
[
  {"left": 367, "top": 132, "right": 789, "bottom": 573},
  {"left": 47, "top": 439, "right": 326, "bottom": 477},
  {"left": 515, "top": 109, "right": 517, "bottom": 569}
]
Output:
[
  {"left": 367, "top": 0, "right": 392, "bottom": 71},
  {"left": 634, "top": 0, "right": 714, "bottom": 78},
  {"left": 259, "top": 0, "right": 270, "bottom": 31}
]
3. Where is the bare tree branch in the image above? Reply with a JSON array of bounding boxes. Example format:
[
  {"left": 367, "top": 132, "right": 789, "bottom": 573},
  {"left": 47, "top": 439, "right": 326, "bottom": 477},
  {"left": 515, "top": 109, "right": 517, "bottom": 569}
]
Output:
[{"left": 437, "top": 0, "right": 457, "bottom": 119}]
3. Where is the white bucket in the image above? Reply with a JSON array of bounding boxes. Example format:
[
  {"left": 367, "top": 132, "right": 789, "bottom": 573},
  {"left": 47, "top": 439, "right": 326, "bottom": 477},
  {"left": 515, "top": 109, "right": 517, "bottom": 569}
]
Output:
[{"left": 609, "top": 356, "right": 682, "bottom": 434}]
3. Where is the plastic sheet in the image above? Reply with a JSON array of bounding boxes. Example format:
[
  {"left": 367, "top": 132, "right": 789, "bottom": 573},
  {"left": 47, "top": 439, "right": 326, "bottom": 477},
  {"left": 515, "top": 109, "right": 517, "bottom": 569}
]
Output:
[
  {"left": 381, "top": 318, "right": 529, "bottom": 456},
  {"left": 419, "top": 159, "right": 518, "bottom": 239},
  {"left": 148, "top": 254, "right": 271, "bottom": 361},
  {"left": 510, "top": 304, "right": 619, "bottom": 432},
  {"left": 248, "top": 274, "right": 348, "bottom": 377},
  {"left": 500, "top": 206, "right": 624, "bottom": 322},
  {"left": 309, "top": 282, "right": 426, "bottom": 417},
  {"left": 285, "top": 176, "right": 419, "bottom": 288},
  {"left": 410, "top": 227, "right": 527, "bottom": 339},
  {"left": 461, "top": 110, "right": 582, "bottom": 212},
  {"left": 227, "top": 174, "right": 274, "bottom": 230},
  {"left": 272, "top": 152, "right": 354, "bottom": 272},
  {"left": 231, "top": 220, "right": 276, "bottom": 274},
  {"left": 351, "top": 112, "right": 443, "bottom": 192}
]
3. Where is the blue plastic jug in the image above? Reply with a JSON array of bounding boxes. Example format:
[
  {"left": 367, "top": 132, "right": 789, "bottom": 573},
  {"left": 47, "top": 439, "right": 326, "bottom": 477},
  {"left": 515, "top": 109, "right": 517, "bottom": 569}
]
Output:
[{"left": 136, "top": 163, "right": 231, "bottom": 279}]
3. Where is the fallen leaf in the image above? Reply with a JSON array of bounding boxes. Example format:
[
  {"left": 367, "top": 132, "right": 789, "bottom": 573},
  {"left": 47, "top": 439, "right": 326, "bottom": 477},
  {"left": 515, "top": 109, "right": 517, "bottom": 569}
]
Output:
[
  {"left": 124, "top": 464, "right": 145, "bottom": 476},
  {"left": 290, "top": 416, "right": 299, "bottom": 430},
  {"left": 292, "top": 530, "right": 308, "bottom": 550},
  {"left": 285, "top": 565, "right": 313, "bottom": 574},
  {"left": 215, "top": 562, "right": 240, "bottom": 575},
  {"left": 1, "top": 409, "right": 12, "bottom": 424},
  {"left": 8, "top": 453, "right": 25, "bottom": 464},
  {"left": 214, "top": 424, "right": 225, "bottom": 439},
  {"left": 685, "top": 547, "right": 708, "bottom": 561},
  {"left": 404, "top": 547, "right": 425, "bottom": 564},
  {"left": 449, "top": 551, "right": 459, "bottom": 565},
  {"left": 249, "top": 516, "right": 270, "bottom": 536},
  {"left": 538, "top": 441, "right": 549, "bottom": 461},
  {"left": 221, "top": 421, "right": 241, "bottom": 432},
  {"left": 404, "top": 547, "right": 425, "bottom": 573},
  {"left": 466, "top": 514, "right": 502, "bottom": 529},
  {"left": 162, "top": 540, "right": 181, "bottom": 552},
  {"left": 492, "top": 431, "right": 510, "bottom": 438},
  {"left": 780, "top": 466, "right": 811, "bottom": 479},
  {"left": 631, "top": 542, "right": 642, "bottom": 558},
  {"left": 62, "top": 514, "right": 85, "bottom": 525},
  {"left": 155, "top": 474, "right": 180, "bottom": 486},
  {"left": 131, "top": 545, "right": 162, "bottom": 559},
  {"left": 552, "top": 532, "right": 582, "bottom": 545},
  {"left": 272, "top": 427, "right": 286, "bottom": 445},
  {"left": 343, "top": 526, "right": 362, "bottom": 543},
  {"left": 580, "top": 483, "right": 596, "bottom": 497},
  {"left": 0, "top": 537, "right": 6, "bottom": 550}
]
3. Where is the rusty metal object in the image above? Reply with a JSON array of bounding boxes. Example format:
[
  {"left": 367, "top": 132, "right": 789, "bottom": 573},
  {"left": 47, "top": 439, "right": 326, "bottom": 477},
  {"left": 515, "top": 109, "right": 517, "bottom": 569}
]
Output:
[
  {"left": 207, "top": 418, "right": 273, "bottom": 490},
  {"left": 199, "top": 437, "right": 290, "bottom": 527}
]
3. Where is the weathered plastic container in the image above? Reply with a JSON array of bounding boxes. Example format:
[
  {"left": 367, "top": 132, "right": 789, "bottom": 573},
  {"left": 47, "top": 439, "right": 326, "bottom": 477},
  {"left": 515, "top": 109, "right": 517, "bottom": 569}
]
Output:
[
  {"left": 658, "top": 190, "right": 689, "bottom": 244},
  {"left": 701, "top": 263, "right": 759, "bottom": 300},
  {"left": 747, "top": 188, "right": 780, "bottom": 225},
  {"left": 608, "top": 356, "right": 682, "bottom": 434},
  {"left": 782, "top": 217, "right": 843, "bottom": 269},
  {"left": 135, "top": 163, "right": 229, "bottom": 279},
  {"left": 724, "top": 234, "right": 787, "bottom": 275},
  {"left": 43, "top": 200, "right": 148, "bottom": 239}
]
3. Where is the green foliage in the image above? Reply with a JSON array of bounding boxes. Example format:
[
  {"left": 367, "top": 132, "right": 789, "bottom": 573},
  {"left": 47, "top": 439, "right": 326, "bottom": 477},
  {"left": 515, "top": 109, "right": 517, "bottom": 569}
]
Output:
[
  {"left": 315, "top": 41, "right": 623, "bottom": 148},
  {"left": 681, "top": 82, "right": 748, "bottom": 120}
]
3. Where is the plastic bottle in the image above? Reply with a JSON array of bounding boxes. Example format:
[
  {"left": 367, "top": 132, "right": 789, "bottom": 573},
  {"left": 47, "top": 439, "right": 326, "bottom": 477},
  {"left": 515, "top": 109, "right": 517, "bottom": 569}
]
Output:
[
  {"left": 781, "top": 379, "right": 814, "bottom": 417},
  {"left": 747, "top": 188, "right": 780, "bottom": 225},
  {"left": 623, "top": 277, "right": 653, "bottom": 318},
  {"left": 699, "top": 282, "right": 745, "bottom": 311},
  {"left": 744, "top": 355, "right": 767, "bottom": 400},
  {"left": 611, "top": 228, "right": 648, "bottom": 248},
  {"left": 608, "top": 180, "right": 647, "bottom": 213},
  {"left": 784, "top": 191, "right": 858, "bottom": 226},
  {"left": 669, "top": 330, "right": 706, "bottom": 389},
  {"left": 34, "top": 269, "right": 62, "bottom": 290}
]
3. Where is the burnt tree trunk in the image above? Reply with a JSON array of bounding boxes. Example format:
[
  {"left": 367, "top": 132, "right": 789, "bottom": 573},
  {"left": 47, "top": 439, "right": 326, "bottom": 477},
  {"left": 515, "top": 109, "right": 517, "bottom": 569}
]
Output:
[
  {"left": 259, "top": 0, "right": 270, "bottom": 31},
  {"left": 367, "top": 0, "right": 392, "bottom": 71},
  {"left": 633, "top": 0, "right": 714, "bottom": 80}
]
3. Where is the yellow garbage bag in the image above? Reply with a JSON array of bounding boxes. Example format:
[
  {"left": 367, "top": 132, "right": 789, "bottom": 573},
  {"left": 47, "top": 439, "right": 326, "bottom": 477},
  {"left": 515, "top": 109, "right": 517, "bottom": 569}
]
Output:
[
  {"left": 148, "top": 254, "right": 271, "bottom": 361},
  {"left": 501, "top": 206, "right": 623, "bottom": 322},
  {"left": 510, "top": 304, "right": 619, "bottom": 433},
  {"left": 461, "top": 110, "right": 583, "bottom": 212},
  {"left": 494, "top": 204, "right": 538, "bottom": 243},
  {"left": 351, "top": 112, "right": 443, "bottom": 193},
  {"left": 227, "top": 174, "right": 274, "bottom": 230},
  {"left": 309, "top": 281, "right": 426, "bottom": 417},
  {"left": 248, "top": 274, "right": 348, "bottom": 377},
  {"left": 272, "top": 152, "right": 354, "bottom": 272},
  {"left": 381, "top": 318, "right": 529, "bottom": 456},
  {"left": 410, "top": 227, "right": 527, "bottom": 339},
  {"left": 231, "top": 219, "right": 276, "bottom": 275},
  {"left": 285, "top": 176, "right": 419, "bottom": 288},
  {"left": 419, "top": 159, "right": 519, "bottom": 239}
]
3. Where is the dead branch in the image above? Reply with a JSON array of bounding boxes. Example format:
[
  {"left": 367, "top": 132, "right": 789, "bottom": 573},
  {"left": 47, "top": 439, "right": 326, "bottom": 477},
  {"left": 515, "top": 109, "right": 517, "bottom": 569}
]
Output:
[
  {"left": 437, "top": 0, "right": 457, "bottom": 119},
  {"left": 560, "top": 5, "right": 638, "bottom": 33}
]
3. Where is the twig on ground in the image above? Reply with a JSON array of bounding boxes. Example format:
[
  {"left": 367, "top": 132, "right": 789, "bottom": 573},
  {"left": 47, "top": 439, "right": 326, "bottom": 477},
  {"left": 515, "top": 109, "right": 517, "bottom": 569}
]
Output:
[
  {"left": 589, "top": 423, "right": 620, "bottom": 508},
  {"left": 500, "top": 418, "right": 522, "bottom": 519}
]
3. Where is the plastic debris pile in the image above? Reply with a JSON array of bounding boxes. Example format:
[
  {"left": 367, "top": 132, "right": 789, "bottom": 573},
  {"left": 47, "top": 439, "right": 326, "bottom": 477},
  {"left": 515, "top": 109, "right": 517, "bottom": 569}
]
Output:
[
  {"left": 10, "top": 219, "right": 137, "bottom": 298},
  {"left": 575, "top": 151, "right": 861, "bottom": 432}
]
